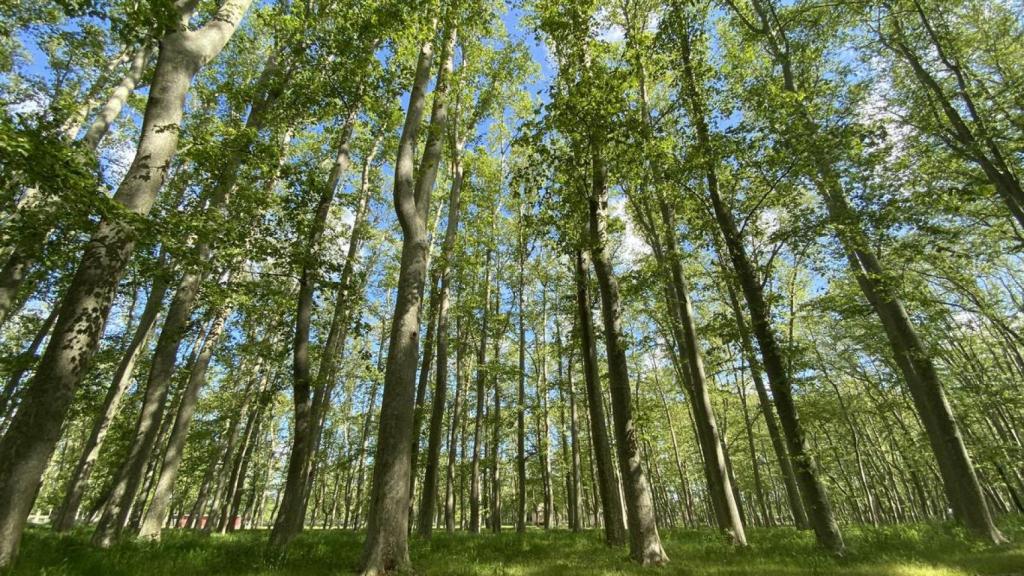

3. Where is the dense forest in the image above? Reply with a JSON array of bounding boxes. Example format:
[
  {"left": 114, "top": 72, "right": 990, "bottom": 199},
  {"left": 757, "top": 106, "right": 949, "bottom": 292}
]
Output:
[{"left": 0, "top": 0, "right": 1022, "bottom": 574}]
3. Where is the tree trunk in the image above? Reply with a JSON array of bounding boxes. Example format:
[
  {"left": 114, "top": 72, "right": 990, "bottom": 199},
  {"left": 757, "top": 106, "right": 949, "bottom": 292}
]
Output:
[
  {"left": 588, "top": 135, "right": 667, "bottom": 564},
  {"left": 672, "top": 4, "right": 843, "bottom": 552},
  {"left": 536, "top": 291, "right": 553, "bottom": 530},
  {"left": 751, "top": 0, "right": 1004, "bottom": 545},
  {"left": 417, "top": 127, "right": 465, "bottom": 538},
  {"left": 720, "top": 267, "right": 807, "bottom": 528},
  {"left": 573, "top": 250, "right": 626, "bottom": 546},
  {"left": 490, "top": 264, "right": 502, "bottom": 534},
  {"left": 82, "top": 43, "right": 154, "bottom": 149},
  {"left": 53, "top": 253, "right": 170, "bottom": 532},
  {"left": 92, "top": 49, "right": 283, "bottom": 549},
  {"left": 566, "top": 331, "right": 583, "bottom": 532},
  {"left": 515, "top": 206, "right": 528, "bottom": 533},
  {"left": 444, "top": 321, "right": 467, "bottom": 533},
  {"left": 359, "top": 20, "right": 452, "bottom": 574},
  {"left": 0, "top": 3, "right": 250, "bottom": 565},
  {"left": 735, "top": 365, "right": 772, "bottom": 527},
  {"left": 137, "top": 306, "right": 230, "bottom": 539},
  {"left": 470, "top": 248, "right": 492, "bottom": 534},
  {"left": 271, "top": 110, "right": 357, "bottom": 550}
]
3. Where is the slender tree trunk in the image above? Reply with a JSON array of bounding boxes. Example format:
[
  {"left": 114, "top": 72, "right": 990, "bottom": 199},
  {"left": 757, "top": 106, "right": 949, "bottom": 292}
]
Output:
[
  {"left": 53, "top": 252, "right": 170, "bottom": 532},
  {"left": 93, "top": 50, "right": 283, "bottom": 549},
  {"left": 566, "top": 335, "right": 583, "bottom": 532},
  {"left": 735, "top": 366, "right": 772, "bottom": 527},
  {"left": 536, "top": 291, "right": 553, "bottom": 530},
  {"left": 490, "top": 267, "right": 502, "bottom": 534},
  {"left": 0, "top": 3, "right": 251, "bottom": 564},
  {"left": 653, "top": 375, "right": 694, "bottom": 527},
  {"left": 138, "top": 306, "right": 230, "bottom": 539},
  {"left": 359, "top": 21, "right": 452, "bottom": 574},
  {"left": 218, "top": 373, "right": 270, "bottom": 533},
  {"left": 271, "top": 111, "right": 357, "bottom": 550},
  {"left": 647, "top": 193, "right": 747, "bottom": 545},
  {"left": 417, "top": 128, "right": 465, "bottom": 538},
  {"left": 303, "top": 132, "right": 381, "bottom": 506},
  {"left": 721, "top": 267, "right": 807, "bottom": 528},
  {"left": 574, "top": 250, "right": 626, "bottom": 546},
  {"left": 82, "top": 43, "right": 154, "bottom": 149},
  {"left": 752, "top": 0, "right": 1004, "bottom": 545},
  {"left": 672, "top": 4, "right": 843, "bottom": 552},
  {"left": 444, "top": 323, "right": 467, "bottom": 533},
  {"left": 470, "top": 249, "right": 492, "bottom": 534},
  {"left": 588, "top": 134, "right": 667, "bottom": 564},
  {"left": 516, "top": 206, "right": 528, "bottom": 533}
]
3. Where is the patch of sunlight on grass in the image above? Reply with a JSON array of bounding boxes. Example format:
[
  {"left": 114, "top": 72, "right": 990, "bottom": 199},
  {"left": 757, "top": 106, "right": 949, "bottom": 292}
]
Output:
[{"left": 872, "top": 563, "right": 971, "bottom": 576}]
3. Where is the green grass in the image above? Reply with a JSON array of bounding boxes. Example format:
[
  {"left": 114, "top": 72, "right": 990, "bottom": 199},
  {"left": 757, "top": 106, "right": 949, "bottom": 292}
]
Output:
[{"left": 6, "top": 519, "right": 1023, "bottom": 575}]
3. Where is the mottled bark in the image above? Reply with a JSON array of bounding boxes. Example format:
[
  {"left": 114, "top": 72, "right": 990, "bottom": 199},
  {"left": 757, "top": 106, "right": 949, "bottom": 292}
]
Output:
[
  {"left": 0, "top": 2, "right": 250, "bottom": 565},
  {"left": 53, "top": 254, "right": 170, "bottom": 532}
]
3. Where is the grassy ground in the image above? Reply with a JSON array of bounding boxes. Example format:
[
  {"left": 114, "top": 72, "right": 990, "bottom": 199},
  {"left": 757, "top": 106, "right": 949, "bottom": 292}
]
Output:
[{"left": 6, "top": 518, "right": 1023, "bottom": 575}]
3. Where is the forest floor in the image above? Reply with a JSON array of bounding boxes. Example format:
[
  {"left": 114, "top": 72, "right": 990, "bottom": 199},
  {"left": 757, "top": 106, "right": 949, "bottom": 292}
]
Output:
[{"left": 7, "top": 518, "right": 1023, "bottom": 575}]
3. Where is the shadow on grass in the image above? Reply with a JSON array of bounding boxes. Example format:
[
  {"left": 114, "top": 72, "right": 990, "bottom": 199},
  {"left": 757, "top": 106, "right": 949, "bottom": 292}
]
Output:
[{"left": 6, "top": 518, "right": 1022, "bottom": 575}]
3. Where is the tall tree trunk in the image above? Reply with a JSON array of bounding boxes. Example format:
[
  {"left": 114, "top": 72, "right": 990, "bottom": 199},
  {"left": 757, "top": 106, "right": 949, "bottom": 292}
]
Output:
[
  {"left": 515, "top": 206, "right": 528, "bottom": 533},
  {"left": 735, "top": 365, "right": 772, "bottom": 527},
  {"left": 720, "top": 266, "right": 807, "bottom": 528},
  {"left": 536, "top": 291, "right": 553, "bottom": 530},
  {"left": 417, "top": 127, "right": 465, "bottom": 538},
  {"left": 92, "top": 51, "right": 283, "bottom": 549},
  {"left": 270, "top": 110, "right": 357, "bottom": 549},
  {"left": 217, "top": 371, "right": 271, "bottom": 533},
  {"left": 573, "top": 250, "right": 626, "bottom": 546},
  {"left": 444, "top": 322, "right": 467, "bottom": 533},
  {"left": 588, "top": 135, "right": 668, "bottom": 565},
  {"left": 671, "top": 2, "right": 843, "bottom": 552},
  {"left": 637, "top": 191, "right": 747, "bottom": 545},
  {"left": 304, "top": 132, "right": 381, "bottom": 502},
  {"left": 748, "top": 0, "right": 1005, "bottom": 545},
  {"left": 565, "top": 330, "right": 583, "bottom": 532},
  {"left": 137, "top": 306, "right": 231, "bottom": 539},
  {"left": 490, "top": 265, "right": 502, "bottom": 534},
  {"left": 53, "top": 253, "right": 170, "bottom": 532},
  {"left": 0, "top": 3, "right": 251, "bottom": 565},
  {"left": 359, "top": 20, "right": 452, "bottom": 574},
  {"left": 653, "top": 374, "right": 694, "bottom": 527},
  {"left": 470, "top": 248, "right": 492, "bottom": 534}
]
